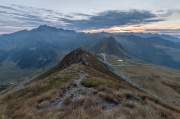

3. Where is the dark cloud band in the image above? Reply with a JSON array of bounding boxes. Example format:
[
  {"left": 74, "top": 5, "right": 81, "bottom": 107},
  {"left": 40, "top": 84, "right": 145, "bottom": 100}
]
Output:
[
  {"left": 0, "top": 4, "right": 178, "bottom": 33},
  {"left": 64, "top": 10, "right": 163, "bottom": 30}
]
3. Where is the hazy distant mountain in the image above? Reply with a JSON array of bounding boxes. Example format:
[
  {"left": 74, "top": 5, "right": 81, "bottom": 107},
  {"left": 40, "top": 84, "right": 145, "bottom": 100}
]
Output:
[
  {"left": 0, "top": 25, "right": 180, "bottom": 84},
  {"left": 0, "top": 25, "right": 180, "bottom": 70},
  {"left": 0, "top": 49, "right": 7, "bottom": 65},
  {"left": 0, "top": 25, "right": 78, "bottom": 68},
  {"left": 114, "top": 34, "right": 180, "bottom": 69},
  {"left": 91, "top": 36, "right": 132, "bottom": 58},
  {"left": 130, "top": 33, "right": 180, "bottom": 42},
  {"left": 0, "top": 26, "right": 180, "bottom": 70}
]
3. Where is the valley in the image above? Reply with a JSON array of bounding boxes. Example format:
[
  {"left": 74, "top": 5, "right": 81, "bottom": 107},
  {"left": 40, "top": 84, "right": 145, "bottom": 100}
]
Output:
[{"left": 0, "top": 26, "right": 180, "bottom": 87}]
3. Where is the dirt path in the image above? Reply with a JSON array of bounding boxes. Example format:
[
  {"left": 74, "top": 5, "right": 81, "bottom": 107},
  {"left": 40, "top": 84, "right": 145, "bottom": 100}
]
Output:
[
  {"left": 101, "top": 53, "right": 138, "bottom": 84},
  {"left": 101, "top": 54, "right": 158, "bottom": 98},
  {"left": 7, "top": 74, "right": 40, "bottom": 92},
  {"left": 100, "top": 53, "right": 132, "bottom": 67},
  {"left": 50, "top": 73, "right": 118, "bottom": 110}
]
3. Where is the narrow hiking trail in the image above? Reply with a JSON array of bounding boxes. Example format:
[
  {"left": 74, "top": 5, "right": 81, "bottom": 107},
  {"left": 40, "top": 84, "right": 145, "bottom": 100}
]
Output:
[
  {"left": 50, "top": 73, "right": 118, "bottom": 110},
  {"left": 101, "top": 54, "right": 132, "bottom": 67},
  {"left": 101, "top": 53, "right": 158, "bottom": 98},
  {"left": 9, "top": 75, "right": 39, "bottom": 92},
  {"left": 101, "top": 54, "right": 123, "bottom": 67},
  {"left": 3, "top": 73, "right": 43, "bottom": 94},
  {"left": 101, "top": 53, "right": 135, "bottom": 83}
]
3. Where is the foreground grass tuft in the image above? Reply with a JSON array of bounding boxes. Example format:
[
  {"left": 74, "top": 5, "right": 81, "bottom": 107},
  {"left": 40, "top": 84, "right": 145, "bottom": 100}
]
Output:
[{"left": 81, "top": 77, "right": 121, "bottom": 89}]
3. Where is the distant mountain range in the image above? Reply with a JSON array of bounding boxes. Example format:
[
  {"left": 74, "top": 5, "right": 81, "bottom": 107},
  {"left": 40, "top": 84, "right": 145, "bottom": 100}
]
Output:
[
  {"left": 120, "top": 32, "right": 180, "bottom": 42},
  {"left": 0, "top": 25, "right": 180, "bottom": 83},
  {"left": 113, "top": 34, "right": 180, "bottom": 69}
]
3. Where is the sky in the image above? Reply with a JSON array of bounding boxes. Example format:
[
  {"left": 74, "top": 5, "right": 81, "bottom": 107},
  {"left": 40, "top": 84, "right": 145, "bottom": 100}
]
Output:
[{"left": 0, "top": 0, "right": 180, "bottom": 37}]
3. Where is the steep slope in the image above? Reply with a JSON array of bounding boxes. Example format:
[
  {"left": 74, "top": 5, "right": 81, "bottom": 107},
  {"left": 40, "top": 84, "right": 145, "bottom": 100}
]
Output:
[
  {"left": 0, "top": 49, "right": 7, "bottom": 65},
  {"left": 0, "top": 25, "right": 77, "bottom": 69},
  {"left": 103, "top": 54, "right": 180, "bottom": 108},
  {"left": 38, "top": 47, "right": 119, "bottom": 80},
  {"left": 114, "top": 34, "right": 180, "bottom": 69},
  {"left": 0, "top": 48, "right": 179, "bottom": 119},
  {"left": 0, "top": 26, "right": 79, "bottom": 84},
  {"left": 91, "top": 36, "right": 132, "bottom": 59}
]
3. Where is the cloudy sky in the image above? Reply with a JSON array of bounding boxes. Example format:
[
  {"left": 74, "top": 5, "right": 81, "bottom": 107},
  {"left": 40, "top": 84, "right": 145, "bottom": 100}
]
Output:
[{"left": 0, "top": 0, "right": 180, "bottom": 37}]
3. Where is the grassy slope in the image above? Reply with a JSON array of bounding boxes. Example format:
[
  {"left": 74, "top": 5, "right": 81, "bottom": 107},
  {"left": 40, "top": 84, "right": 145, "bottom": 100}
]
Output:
[
  {"left": 0, "top": 62, "right": 179, "bottom": 119},
  {"left": 0, "top": 60, "right": 42, "bottom": 85},
  {"left": 0, "top": 64, "right": 79, "bottom": 118},
  {"left": 107, "top": 55, "right": 180, "bottom": 108},
  {"left": 0, "top": 51, "right": 66, "bottom": 85}
]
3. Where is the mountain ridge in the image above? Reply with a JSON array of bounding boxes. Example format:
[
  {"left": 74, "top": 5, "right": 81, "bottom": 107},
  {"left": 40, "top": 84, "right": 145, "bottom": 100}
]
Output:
[
  {"left": 37, "top": 47, "right": 119, "bottom": 80},
  {"left": 0, "top": 47, "right": 179, "bottom": 119},
  {"left": 91, "top": 36, "right": 133, "bottom": 59}
]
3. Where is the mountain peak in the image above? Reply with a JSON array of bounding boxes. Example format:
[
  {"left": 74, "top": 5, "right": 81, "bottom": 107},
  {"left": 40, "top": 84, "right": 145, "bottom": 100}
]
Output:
[
  {"left": 39, "top": 47, "right": 117, "bottom": 79},
  {"left": 91, "top": 36, "right": 132, "bottom": 58},
  {"left": 103, "top": 36, "right": 119, "bottom": 44},
  {"left": 108, "top": 36, "right": 115, "bottom": 39},
  {"left": 38, "top": 25, "right": 49, "bottom": 28},
  {"left": 35, "top": 25, "right": 59, "bottom": 31},
  {"left": 57, "top": 47, "right": 93, "bottom": 69},
  {"left": 76, "top": 47, "right": 87, "bottom": 52},
  {"left": 33, "top": 25, "right": 76, "bottom": 33}
]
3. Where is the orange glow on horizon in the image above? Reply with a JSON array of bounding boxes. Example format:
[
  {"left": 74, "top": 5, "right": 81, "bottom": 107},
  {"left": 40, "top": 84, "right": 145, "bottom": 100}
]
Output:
[
  {"left": 0, "top": 32, "right": 10, "bottom": 34},
  {"left": 81, "top": 24, "right": 180, "bottom": 34},
  {"left": 81, "top": 26, "right": 145, "bottom": 33}
]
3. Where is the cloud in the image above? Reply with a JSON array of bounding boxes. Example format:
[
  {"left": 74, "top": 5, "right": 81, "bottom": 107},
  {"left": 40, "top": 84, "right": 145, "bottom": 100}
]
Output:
[
  {"left": 63, "top": 10, "right": 164, "bottom": 30},
  {"left": 0, "top": 3, "right": 179, "bottom": 34},
  {"left": 146, "top": 29, "right": 180, "bottom": 34},
  {"left": 0, "top": 4, "right": 67, "bottom": 28}
]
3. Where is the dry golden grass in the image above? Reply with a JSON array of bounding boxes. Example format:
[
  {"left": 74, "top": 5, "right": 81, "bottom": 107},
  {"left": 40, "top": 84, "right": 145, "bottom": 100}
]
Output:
[
  {"left": 64, "top": 95, "right": 72, "bottom": 106},
  {"left": 114, "top": 63, "right": 180, "bottom": 108},
  {"left": 0, "top": 64, "right": 179, "bottom": 119},
  {"left": 80, "top": 73, "right": 180, "bottom": 112},
  {"left": 0, "top": 65, "right": 79, "bottom": 119}
]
